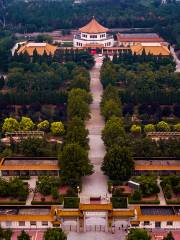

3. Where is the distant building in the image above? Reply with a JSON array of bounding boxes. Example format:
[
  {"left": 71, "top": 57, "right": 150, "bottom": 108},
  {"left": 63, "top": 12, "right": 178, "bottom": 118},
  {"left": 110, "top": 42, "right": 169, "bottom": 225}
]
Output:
[
  {"left": 17, "top": 42, "right": 57, "bottom": 56},
  {"left": 73, "top": 17, "right": 114, "bottom": 49},
  {"left": 116, "top": 33, "right": 165, "bottom": 47}
]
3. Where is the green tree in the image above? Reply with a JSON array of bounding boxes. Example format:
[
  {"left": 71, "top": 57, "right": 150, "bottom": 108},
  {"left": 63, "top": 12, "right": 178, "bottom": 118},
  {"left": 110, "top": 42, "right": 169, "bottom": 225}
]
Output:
[
  {"left": 132, "top": 189, "right": 142, "bottom": 201},
  {"left": 2, "top": 117, "right": 19, "bottom": 132},
  {"left": 101, "top": 99, "right": 121, "bottom": 121},
  {"left": 174, "top": 123, "right": 180, "bottom": 132},
  {"left": 66, "top": 117, "right": 89, "bottom": 148},
  {"left": 100, "top": 62, "right": 118, "bottom": 87},
  {"left": 0, "top": 227, "right": 12, "bottom": 240},
  {"left": 68, "top": 88, "right": 92, "bottom": 104},
  {"left": 51, "top": 121, "right": 65, "bottom": 136},
  {"left": 144, "top": 124, "right": 156, "bottom": 133},
  {"left": 127, "top": 228, "right": 151, "bottom": 240},
  {"left": 18, "top": 230, "right": 30, "bottom": 240},
  {"left": 102, "top": 146, "right": 134, "bottom": 181},
  {"left": 67, "top": 95, "right": 90, "bottom": 120},
  {"left": 102, "top": 116, "right": 126, "bottom": 147},
  {"left": 37, "top": 120, "right": 50, "bottom": 132},
  {"left": 19, "top": 117, "right": 35, "bottom": 131},
  {"left": 37, "top": 176, "right": 60, "bottom": 196},
  {"left": 163, "top": 232, "right": 175, "bottom": 240},
  {"left": 59, "top": 143, "right": 93, "bottom": 186},
  {"left": 19, "top": 138, "right": 51, "bottom": 157},
  {"left": 130, "top": 124, "right": 142, "bottom": 135},
  {"left": 70, "top": 75, "right": 89, "bottom": 91},
  {"left": 156, "top": 121, "right": 170, "bottom": 132},
  {"left": 44, "top": 228, "right": 67, "bottom": 240}
]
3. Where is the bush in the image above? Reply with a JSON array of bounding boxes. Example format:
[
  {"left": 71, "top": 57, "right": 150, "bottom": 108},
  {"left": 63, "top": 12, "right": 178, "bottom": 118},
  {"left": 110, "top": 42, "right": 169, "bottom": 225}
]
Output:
[
  {"left": 111, "top": 197, "right": 127, "bottom": 208},
  {"left": 63, "top": 197, "right": 80, "bottom": 208},
  {"left": 132, "top": 190, "right": 142, "bottom": 201}
]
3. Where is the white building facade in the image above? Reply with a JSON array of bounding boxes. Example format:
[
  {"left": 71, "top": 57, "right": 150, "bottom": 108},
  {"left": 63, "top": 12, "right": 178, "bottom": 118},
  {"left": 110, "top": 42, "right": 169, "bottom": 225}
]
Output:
[{"left": 73, "top": 17, "right": 114, "bottom": 48}]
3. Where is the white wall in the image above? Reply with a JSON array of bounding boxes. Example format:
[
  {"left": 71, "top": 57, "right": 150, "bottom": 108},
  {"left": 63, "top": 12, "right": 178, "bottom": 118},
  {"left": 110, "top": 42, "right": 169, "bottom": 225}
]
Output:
[
  {"left": 139, "top": 221, "right": 180, "bottom": 229},
  {"left": 73, "top": 36, "right": 114, "bottom": 48},
  {"left": 0, "top": 220, "right": 53, "bottom": 229}
]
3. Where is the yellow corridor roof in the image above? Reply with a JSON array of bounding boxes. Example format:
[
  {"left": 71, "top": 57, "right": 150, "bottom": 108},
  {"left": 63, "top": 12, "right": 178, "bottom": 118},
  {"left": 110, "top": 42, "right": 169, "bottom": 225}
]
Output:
[
  {"left": 130, "top": 43, "right": 170, "bottom": 56},
  {"left": 18, "top": 42, "right": 57, "bottom": 56},
  {"left": 79, "top": 17, "right": 109, "bottom": 33}
]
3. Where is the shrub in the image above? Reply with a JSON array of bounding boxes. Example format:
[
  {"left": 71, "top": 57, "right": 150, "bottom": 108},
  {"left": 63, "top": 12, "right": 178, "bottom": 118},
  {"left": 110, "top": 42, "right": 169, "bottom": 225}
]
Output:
[{"left": 63, "top": 197, "right": 80, "bottom": 208}]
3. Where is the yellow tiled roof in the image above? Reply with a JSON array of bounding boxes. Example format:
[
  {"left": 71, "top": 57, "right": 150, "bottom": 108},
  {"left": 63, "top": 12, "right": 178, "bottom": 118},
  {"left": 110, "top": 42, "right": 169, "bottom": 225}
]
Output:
[
  {"left": 58, "top": 210, "right": 80, "bottom": 217},
  {"left": 135, "top": 165, "right": 180, "bottom": 171},
  {"left": 112, "top": 209, "right": 135, "bottom": 217},
  {"left": 0, "top": 215, "right": 53, "bottom": 221},
  {"left": 0, "top": 165, "right": 59, "bottom": 171},
  {"left": 130, "top": 45, "right": 170, "bottom": 56},
  {"left": 79, "top": 17, "right": 109, "bottom": 33},
  {"left": 18, "top": 43, "right": 57, "bottom": 56}
]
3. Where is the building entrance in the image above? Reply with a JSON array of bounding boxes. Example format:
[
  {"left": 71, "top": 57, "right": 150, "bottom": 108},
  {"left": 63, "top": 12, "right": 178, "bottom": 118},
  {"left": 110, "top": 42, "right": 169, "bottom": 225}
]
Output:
[{"left": 84, "top": 211, "right": 108, "bottom": 232}]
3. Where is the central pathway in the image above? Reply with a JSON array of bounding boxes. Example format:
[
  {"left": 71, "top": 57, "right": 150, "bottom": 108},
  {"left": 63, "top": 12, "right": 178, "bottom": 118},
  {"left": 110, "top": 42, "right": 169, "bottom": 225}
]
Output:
[{"left": 80, "top": 56, "right": 109, "bottom": 201}]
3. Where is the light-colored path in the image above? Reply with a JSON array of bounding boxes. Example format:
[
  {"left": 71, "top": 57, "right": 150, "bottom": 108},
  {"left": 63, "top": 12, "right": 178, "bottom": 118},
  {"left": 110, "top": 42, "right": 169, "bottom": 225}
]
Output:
[
  {"left": 157, "top": 177, "right": 166, "bottom": 206},
  {"left": 170, "top": 46, "right": 180, "bottom": 72},
  {"left": 26, "top": 177, "right": 37, "bottom": 205},
  {"left": 68, "top": 231, "right": 127, "bottom": 240},
  {"left": 80, "top": 57, "right": 109, "bottom": 199}
]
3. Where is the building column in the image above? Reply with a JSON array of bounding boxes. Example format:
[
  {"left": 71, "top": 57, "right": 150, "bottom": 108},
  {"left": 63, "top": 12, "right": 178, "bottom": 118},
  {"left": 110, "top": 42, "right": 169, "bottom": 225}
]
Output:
[
  {"left": 83, "top": 213, "right": 86, "bottom": 232},
  {"left": 77, "top": 217, "right": 80, "bottom": 232},
  {"left": 105, "top": 212, "right": 108, "bottom": 232}
]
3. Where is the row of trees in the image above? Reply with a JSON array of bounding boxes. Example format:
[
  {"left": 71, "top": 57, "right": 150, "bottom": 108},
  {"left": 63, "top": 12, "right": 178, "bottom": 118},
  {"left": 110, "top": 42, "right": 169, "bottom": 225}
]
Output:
[
  {"left": 1, "top": 117, "right": 65, "bottom": 136},
  {"left": 112, "top": 50, "right": 175, "bottom": 68},
  {"left": 100, "top": 85, "right": 122, "bottom": 121},
  {"left": 130, "top": 138, "right": 180, "bottom": 158},
  {"left": 13, "top": 49, "right": 94, "bottom": 70},
  {"left": 100, "top": 60, "right": 180, "bottom": 106},
  {"left": 130, "top": 121, "right": 180, "bottom": 135},
  {"left": 101, "top": 85, "right": 134, "bottom": 182},
  {"left": 1, "top": 138, "right": 60, "bottom": 158},
  {"left": 59, "top": 66, "right": 93, "bottom": 187}
]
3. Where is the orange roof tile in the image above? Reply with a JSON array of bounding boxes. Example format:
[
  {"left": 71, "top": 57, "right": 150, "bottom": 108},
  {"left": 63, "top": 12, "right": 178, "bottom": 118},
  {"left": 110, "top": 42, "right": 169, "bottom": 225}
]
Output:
[
  {"left": 112, "top": 209, "right": 134, "bottom": 217},
  {"left": 0, "top": 215, "right": 53, "bottom": 221},
  {"left": 0, "top": 165, "right": 59, "bottom": 171},
  {"left": 79, "top": 17, "right": 109, "bottom": 33},
  {"left": 130, "top": 44, "right": 170, "bottom": 56},
  {"left": 135, "top": 165, "right": 180, "bottom": 171},
  {"left": 58, "top": 210, "right": 80, "bottom": 217},
  {"left": 18, "top": 43, "right": 57, "bottom": 56}
]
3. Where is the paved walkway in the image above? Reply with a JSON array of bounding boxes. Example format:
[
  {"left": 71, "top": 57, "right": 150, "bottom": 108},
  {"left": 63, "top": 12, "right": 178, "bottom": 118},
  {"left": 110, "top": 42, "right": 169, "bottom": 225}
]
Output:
[
  {"left": 80, "top": 56, "right": 109, "bottom": 200},
  {"left": 157, "top": 177, "right": 166, "bottom": 206},
  {"left": 170, "top": 46, "right": 180, "bottom": 72},
  {"left": 68, "top": 231, "right": 127, "bottom": 240},
  {"left": 26, "top": 177, "right": 37, "bottom": 205}
]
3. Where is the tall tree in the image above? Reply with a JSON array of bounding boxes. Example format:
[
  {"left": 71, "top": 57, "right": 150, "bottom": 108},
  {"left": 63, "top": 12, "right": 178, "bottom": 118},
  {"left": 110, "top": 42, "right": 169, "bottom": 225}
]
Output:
[
  {"left": 59, "top": 143, "right": 93, "bottom": 186},
  {"left": 102, "top": 146, "right": 134, "bottom": 181}
]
